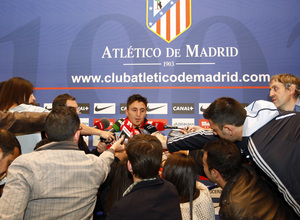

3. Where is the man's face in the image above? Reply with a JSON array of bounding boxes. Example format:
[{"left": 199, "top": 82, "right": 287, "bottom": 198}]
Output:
[
  {"left": 202, "top": 151, "right": 215, "bottom": 183},
  {"left": 208, "top": 120, "right": 230, "bottom": 140},
  {"left": 66, "top": 99, "right": 79, "bottom": 114},
  {"left": 269, "top": 80, "right": 292, "bottom": 111},
  {"left": 208, "top": 120, "right": 239, "bottom": 142},
  {"left": 0, "top": 147, "right": 20, "bottom": 180},
  {"left": 126, "top": 101, "right": 147, "bottom": 128}
]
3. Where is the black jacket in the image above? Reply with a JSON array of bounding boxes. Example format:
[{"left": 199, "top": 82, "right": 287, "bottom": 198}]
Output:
[
  {"left": 167, "top": 111, "right": 300, "bottom": 216},
  {"left": 107, "top": 178, "right": 182, "bottom": 220}
]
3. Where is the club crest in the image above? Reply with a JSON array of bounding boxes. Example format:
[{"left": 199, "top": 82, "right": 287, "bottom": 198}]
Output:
[{"left": 147, "top": 0, "right": 192, "bottom": 43}]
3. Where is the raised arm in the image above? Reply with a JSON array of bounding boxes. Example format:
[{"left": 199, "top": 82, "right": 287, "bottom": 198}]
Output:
[{"left": 0, "top": 111, "right": 48, "bottom": 134}]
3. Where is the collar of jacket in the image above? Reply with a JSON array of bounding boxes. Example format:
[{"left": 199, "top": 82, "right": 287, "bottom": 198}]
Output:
[
  {"left": 35, "top": 141, "right": 80, "bottom": 151},
  {"left": 123, "top": 178, "right": 161, "bottom": 197}
]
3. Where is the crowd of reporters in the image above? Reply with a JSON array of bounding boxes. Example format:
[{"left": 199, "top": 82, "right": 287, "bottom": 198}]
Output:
[{"left": 0, "top": 73, "right": 299, "bottom": 219}]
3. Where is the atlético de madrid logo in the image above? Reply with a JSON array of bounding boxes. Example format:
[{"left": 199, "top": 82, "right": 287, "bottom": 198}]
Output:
[{"left": 147, "top": 0, "right": 191, "bottom": 43}]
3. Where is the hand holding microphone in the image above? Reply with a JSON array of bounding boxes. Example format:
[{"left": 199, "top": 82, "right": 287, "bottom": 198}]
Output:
[
  {"left": 110, "top": 136, "right": 125, "bottom": 152},
  {"left": 93, "top": 118, "right": 114, "bottom": 142},
  {"left": 120, "top": 118, "right": 134, "bottom": 144},
  {"left": 97, "top": 141, "right": 110, "bottom": 154}
]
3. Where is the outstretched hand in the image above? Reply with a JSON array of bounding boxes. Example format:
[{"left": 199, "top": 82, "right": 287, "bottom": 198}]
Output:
[
  {"left": 99, "top": 131, "right": 115, "bottom": 142},
  {"left": 110, "top": 136, "right": 125, "bottom": 152},
  {"left": 152, "top": 133, "right": 168, "bottom": 150}
]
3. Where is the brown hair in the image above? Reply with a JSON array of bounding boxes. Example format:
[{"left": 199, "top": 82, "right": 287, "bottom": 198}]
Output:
[
  {"left": 0, "top": 77, "right": 34, "bottom": 111},
  {"left": 45, "top": 106, "right": 80, "bottom": 141},
  {"left": 0, "top": 129, "right": 21, "bottom": 157},
  {"left": 126, "top": 94, "right": 148, "bottom": 109},
  {"left": 52, "top": 93, "right": 76, "bottom": 109},
  {"left": 125, "top": 133, "right": 162, "bottom": 179}
]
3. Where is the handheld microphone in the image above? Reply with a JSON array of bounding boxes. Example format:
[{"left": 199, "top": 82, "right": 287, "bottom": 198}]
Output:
[
  {"left": 150, "top": 121, "right": 179, "bottom": 131},
  {"left": 143, "top": 123, "right": 160, "bottom": 134},
  {"left": 132, "top": 129, "right": 141, "bottom": 135},
  {"left": 94, "top": 118, "right": 110, "bottom": 130},
  {"left": 149, "top": 121, "right": 165, "bottom": 131},
  {"left": 120, "top": 118, "right": 133, "bottom": 142},
  {"left": 163, "top": 124, "right": 179, "bottom": 130},
  {"left": 109, "top": 118, "right": 124, "bottom": 133}
]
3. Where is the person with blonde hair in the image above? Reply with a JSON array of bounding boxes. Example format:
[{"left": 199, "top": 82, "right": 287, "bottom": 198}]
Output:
[{"left": 269, "top": 73, "right": 300, "bottom": 111}]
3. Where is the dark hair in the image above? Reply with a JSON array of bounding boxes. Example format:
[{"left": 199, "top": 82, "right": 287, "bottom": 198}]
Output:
[
  {"left": 125, "top": 133, "right": 163, "bottom": 179},
  {"left": 126, "top": 94, "right": 148, "bottom": 109},
  {"left": 52, "top": 93, "right": 76, "bottom": 109},
  {"left": 189, "top": 149, "right": 206, "bottom": 177},
  {"left": 203, "top": 139, "right": 242, "bottom": 182},
  {"left": 45, "top": 106, "right": 80, "bottom": 141},
  {"left": 163, "top": 153, "right": 199, "bottom": 220},
  {"left": 34, "top": 138, "right": 51, "bottom": 150},
  {"left": 203, "top": 97, "right": 246, "bottom": 129},
  {"left": 0, "top": 129, "right": 21, "bottom": 157},
  {"left": 0, "top": 77, "right": 34, "bottom": 111},
  {"left": 105, "top": 158, "right": 133, "bottom": 215}
]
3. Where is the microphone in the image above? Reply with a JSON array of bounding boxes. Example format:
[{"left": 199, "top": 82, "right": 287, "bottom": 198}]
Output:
[
  {"left": 98, "top": 118, "right": 125, "bottom": 143},
  {"left": 109, "top": 118, "right": 124, "bottom": 133},
  {"left": 163, "top": 125, "right": 179, "bottom": 130},
  {"left": 132, "top": 129, "right": 141, "bottom": 136},
  {"left": 120, "top": 118, "right": 133, "bottom": 142},
  {"left": 94, "top": 118, "right": 111, "bottom": 130},
  {"left": 150, "top": 121, "right": 179, "bottom": 131},
  {"left": 149, "top": 121, "right": 165, "bottom": 131},
  {"left": 142, "top": 123, "right": 159, "bottom": 134}
]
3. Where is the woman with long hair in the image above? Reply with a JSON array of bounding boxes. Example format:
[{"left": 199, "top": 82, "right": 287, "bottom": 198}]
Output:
[
  {"left": 0, "top": 77, "right": 49, "bottom": 153},
  {"left": 104, "top": 158, "right": 133, "bottom": 217},
  {"left": 163, "top": 153, "right": 215, "bottom": 220}
]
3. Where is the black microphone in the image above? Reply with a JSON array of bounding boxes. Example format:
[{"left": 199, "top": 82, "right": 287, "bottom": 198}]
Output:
[
  {"left": 163, "top": 124, "right": 179, "bottom": 130},
  {"left": 142, "top": 123, "right": 160, "bottom": 134}
]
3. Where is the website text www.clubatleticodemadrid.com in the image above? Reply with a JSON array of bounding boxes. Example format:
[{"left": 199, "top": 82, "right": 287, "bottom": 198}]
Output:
[{"left": 71, "top": 71, "right": 271, "bottom": 84}]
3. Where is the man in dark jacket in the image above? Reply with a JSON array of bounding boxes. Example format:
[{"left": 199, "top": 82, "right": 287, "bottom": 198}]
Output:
[
  {"left": 202, "top": 139, "right": 298, "bottom": 219},
  {"left": 108, "top": 133, "right": 182, "bottom": 220},
  {"left": 154, "top": 97, "right": 300, "bottom": 216}
]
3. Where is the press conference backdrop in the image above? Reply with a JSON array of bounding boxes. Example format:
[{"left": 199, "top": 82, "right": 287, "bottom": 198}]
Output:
[{"left": 1, "top": 1, "right": 300, "bottom": 140}]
